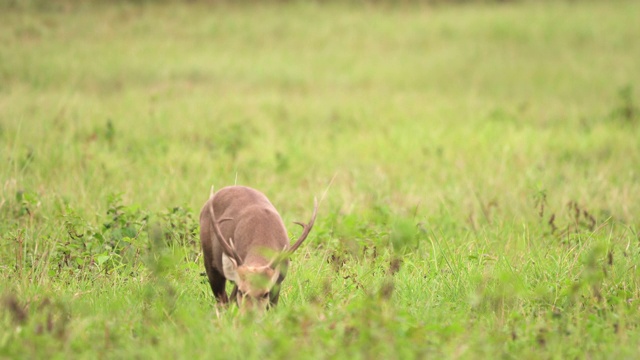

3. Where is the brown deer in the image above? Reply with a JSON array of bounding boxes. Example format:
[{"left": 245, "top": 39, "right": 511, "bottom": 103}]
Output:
[{"left": 199, "top": 185, "right": 317, "bottom": 311}]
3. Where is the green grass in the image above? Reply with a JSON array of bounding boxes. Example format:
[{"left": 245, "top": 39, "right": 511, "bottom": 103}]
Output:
[{"left": 1, "top": 0, "right": 640, "bottom": 358}]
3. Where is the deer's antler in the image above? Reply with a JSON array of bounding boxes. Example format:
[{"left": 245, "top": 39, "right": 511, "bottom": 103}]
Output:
[
  {"left": 287, "top": 197, "right": 318, "bottom": 254},
  {"left": 208, "top": 191, "right": 242, "bottom": 264}
]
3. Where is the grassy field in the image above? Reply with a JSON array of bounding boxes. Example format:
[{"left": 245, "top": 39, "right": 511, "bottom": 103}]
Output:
[{"left": 1, "top": 0, "right": 640, "bottom": 358}]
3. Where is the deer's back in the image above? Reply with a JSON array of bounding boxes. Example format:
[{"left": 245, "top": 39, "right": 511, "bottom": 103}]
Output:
[{"left": 201, "top": 186, "right": 289, "bottom": 267}]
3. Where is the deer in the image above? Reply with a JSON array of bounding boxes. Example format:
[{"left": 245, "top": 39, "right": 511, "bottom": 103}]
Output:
[{"left": 199, "top": 185, "right": 318, "bottom": 311}]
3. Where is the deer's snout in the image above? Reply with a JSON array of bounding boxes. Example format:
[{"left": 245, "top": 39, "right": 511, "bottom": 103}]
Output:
[{"left": 236, "top": 291, "right": 271, "bottom": 313}]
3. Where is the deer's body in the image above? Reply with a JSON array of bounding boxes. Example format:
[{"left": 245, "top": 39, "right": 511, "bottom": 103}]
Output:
[{"left": 199, "top": 186, "right": 316, "bottom": 310}]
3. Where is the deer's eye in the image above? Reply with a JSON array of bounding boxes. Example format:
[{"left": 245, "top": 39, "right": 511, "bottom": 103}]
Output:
[{"left": 260, "top": 292, "right": 270, "bottom": 299}]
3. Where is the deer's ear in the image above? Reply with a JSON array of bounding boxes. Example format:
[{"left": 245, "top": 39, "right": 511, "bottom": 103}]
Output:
[
  {"left": 277, "top": 260, "right": 289, "bottom": 279},
  {"left": 269, "top": 269, "right": 281, "bottom": 288},
  {"left": 222, "top": 253, "right": 239, "bottom": 282}
]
